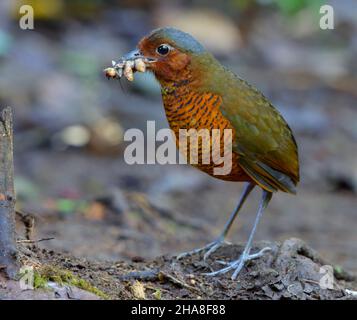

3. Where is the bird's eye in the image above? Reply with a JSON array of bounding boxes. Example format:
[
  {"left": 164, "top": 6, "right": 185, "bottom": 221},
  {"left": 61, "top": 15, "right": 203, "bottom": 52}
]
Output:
[{"left": 156, "top": 44, "right": 171, "bottom": 56}]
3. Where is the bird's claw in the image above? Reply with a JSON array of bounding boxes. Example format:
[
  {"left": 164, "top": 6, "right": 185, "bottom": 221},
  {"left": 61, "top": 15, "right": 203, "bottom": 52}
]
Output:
[
  {"left": 176, "top": 237, "right": 231, "bottom": 262},
  {"left": 203, "top": 246, "right": 271, "bottom": 280}
]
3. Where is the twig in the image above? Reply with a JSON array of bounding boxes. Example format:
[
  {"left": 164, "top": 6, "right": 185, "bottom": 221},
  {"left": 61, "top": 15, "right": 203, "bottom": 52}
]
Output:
[
  {"left": 301, "top": 279, "right": 320, "bottom": 285},
  {"left": 145, "top": 284, "right": 170, "bottom": 293},
  {"left": 17, "top": 237, "right": 54, "bottom": 244},
  {"left": 160, "top": 271, "right": 201, "bottom": 294}
]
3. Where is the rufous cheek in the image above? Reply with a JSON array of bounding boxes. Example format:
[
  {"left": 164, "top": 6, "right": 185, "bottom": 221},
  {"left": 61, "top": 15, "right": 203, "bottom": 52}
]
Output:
[
  {"left": 153, "top": 53, "right": 190, "bottom": 80},
  {"left": 168, "top": 52, "right": 190, "bottom": 70}
]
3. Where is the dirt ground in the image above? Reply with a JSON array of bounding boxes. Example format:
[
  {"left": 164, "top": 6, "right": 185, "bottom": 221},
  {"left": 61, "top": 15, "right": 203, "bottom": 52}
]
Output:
[{"left": 2, "top": 238, "right": 356, "bottom": 300}]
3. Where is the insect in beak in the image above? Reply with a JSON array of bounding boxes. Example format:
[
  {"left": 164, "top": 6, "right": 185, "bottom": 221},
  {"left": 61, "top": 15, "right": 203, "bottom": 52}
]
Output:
[{"left": 104, "top": 49, "right": 156, "bottom": 82}]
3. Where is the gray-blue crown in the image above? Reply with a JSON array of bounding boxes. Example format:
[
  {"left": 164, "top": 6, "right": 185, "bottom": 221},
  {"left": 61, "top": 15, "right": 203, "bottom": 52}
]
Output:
[{"left": 148, "top": 27, "right": 206, "bottom": 54}]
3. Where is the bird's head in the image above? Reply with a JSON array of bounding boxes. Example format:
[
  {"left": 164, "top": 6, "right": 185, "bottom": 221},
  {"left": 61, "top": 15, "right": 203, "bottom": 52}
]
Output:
[{"left": 123, "top": 27, "right": 212, "bottom": 84}]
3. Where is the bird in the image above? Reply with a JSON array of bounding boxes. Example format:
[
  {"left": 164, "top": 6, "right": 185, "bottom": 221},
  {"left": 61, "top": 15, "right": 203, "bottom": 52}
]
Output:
[{"left": 115, "top": 27, "right": 299, "bottom": 280}]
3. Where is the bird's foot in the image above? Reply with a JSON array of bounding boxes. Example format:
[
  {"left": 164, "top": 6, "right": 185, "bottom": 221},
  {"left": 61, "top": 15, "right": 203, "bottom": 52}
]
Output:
[
  {"left": 176, "top": 236, "right": 230, "bottom": 262},
  {"left": 203, "top": 246, "right": 271, "bottom": 280}
]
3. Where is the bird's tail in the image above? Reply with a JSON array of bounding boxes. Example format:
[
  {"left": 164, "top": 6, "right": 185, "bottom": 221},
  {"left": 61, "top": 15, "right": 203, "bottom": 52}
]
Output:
[{"left": 238, "top": 158, "right": 297, "bottom": 194}]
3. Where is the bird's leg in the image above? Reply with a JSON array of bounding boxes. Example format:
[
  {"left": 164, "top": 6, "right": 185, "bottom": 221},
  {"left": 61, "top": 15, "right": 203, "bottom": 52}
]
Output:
[
  {"left": 204, "top": 190, "right": 272, "bottom": 280},
  {"left": 177, "top": 182, "right": 255, "bottom": 261}
]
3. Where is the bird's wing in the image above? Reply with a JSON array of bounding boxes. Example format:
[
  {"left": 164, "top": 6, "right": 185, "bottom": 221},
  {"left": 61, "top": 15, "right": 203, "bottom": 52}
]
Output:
[{"left": 219, "top": 76, "right": 299, "bottom": 193}]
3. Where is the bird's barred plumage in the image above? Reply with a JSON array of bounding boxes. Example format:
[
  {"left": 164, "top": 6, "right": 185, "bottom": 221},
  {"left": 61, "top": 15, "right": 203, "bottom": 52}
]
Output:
[{"left": 162, "top": 84, "right": 250, "bottom": 181}]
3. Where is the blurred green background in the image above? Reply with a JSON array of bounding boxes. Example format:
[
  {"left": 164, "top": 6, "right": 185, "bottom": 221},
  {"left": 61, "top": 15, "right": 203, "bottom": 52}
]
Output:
[{"left": 0, "top": 0, "right": 356, "bottom": 272}]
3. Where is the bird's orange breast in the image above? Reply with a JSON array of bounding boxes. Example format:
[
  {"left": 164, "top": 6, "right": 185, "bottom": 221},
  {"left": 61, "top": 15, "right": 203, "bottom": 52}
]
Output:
[{"left": 162, "top": 89, "right": 250, "bottom": 182}]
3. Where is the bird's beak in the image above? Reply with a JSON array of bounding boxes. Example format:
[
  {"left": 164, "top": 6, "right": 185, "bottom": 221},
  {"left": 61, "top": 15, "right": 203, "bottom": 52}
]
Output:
[
  {"left": 121, "top": 49, "right": 157, "bottom": 66},
  {"left": 122, "top": 49, "right": 143, "bottom": 61}
]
